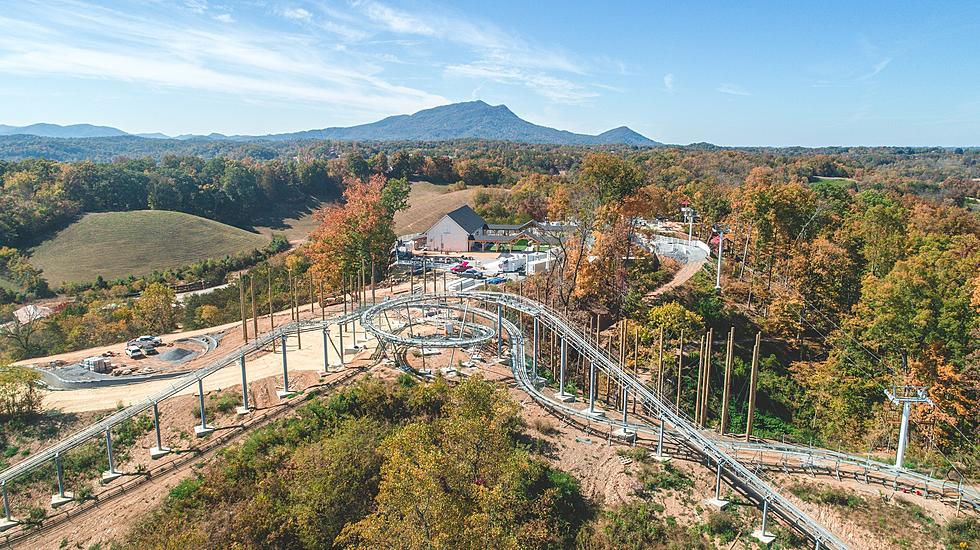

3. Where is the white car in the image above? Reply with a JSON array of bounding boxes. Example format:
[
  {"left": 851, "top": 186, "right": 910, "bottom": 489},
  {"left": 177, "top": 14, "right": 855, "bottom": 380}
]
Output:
[
  {"left": 131, "top": 335, "right": 163, "bottom": 347},
  {"left": 124, "top": 345, "right": 145, "bottom": 359}
]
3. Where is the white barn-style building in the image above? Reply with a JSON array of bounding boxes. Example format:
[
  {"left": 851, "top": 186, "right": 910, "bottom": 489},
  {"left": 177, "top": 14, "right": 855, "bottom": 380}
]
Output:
[{"left": 423, "top": 205, "right": 488, "bottom": 252}]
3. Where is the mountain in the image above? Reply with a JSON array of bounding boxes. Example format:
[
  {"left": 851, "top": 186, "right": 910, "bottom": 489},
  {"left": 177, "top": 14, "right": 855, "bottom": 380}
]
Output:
[
  {"left": 0, "top": 101, "right": 660, "bottom": 147},
  {"left": 260, "top": 101, "right": 660, "bottom": 146},
  {"left": 0, "top": 123, "right": 129, "bottom": 138}
]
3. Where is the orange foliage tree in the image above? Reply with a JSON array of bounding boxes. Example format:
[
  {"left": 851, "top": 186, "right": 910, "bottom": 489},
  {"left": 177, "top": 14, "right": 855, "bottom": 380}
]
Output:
[{"left": 307, "top": 175, "right": 399, "bottom": 290}]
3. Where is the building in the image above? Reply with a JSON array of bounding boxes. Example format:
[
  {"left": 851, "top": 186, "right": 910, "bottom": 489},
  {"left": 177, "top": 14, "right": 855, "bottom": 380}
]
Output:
[
  {"left": 421, "top": 204, "right": 574, "bottom": 253},
  {"left": 13, "top": 304, "right": 53, "bottom": 325},
  {"left": 424, "top": 205, "right": 488, "bottom": 252}
]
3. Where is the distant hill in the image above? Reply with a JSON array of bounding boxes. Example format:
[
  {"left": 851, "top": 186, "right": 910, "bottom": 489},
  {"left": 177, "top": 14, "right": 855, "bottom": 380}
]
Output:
[
  {"left": 1, "top": 101, "right": 659, "bottom": 148},
  {"left": 0, "top": 123, "right": 129, "bottom": 138},
  {"left": 29, "top": 210, "right": 269, "bottom": 285},
  {"left": 257, "top": 101, "right": 661, "bottom": 146}
]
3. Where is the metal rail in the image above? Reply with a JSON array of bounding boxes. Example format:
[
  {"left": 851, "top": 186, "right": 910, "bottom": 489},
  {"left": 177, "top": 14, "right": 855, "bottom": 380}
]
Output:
[
  {"left": 0, "top": 309, "right": 366, "bottom": 487},
  {"left": 373, "top": 291, "right": 849, "bottom": 549}
]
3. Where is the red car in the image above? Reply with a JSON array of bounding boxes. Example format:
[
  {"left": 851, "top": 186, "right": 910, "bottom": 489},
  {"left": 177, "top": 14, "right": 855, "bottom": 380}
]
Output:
[{"left": 450, "top": 261, "right": 471, "bottom": 273}]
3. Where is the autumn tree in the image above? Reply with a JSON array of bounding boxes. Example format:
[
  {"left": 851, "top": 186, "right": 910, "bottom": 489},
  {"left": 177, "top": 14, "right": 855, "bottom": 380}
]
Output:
[
  {"left": 133, "top": 282, "right": 179, "bottom": 335},
  {"left": 308, "top": 174, "right": 404, "bottom": 290}
]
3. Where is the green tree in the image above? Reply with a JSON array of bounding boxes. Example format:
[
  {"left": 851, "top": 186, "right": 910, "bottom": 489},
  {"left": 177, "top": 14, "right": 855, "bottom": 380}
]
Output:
[{"left": 133, "top": 283, "right": 179, "bottom": 335}]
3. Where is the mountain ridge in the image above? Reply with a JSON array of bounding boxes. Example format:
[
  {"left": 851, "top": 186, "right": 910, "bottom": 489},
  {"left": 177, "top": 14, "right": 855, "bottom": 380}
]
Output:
[{"left": 0, "top": 101, "right": 659, "bottom": 146}]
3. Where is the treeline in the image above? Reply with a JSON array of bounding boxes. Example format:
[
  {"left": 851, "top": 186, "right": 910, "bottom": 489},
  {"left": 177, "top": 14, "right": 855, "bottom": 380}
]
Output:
[{"left": 0, "top": 156, "right": 341, "bottom": 248}]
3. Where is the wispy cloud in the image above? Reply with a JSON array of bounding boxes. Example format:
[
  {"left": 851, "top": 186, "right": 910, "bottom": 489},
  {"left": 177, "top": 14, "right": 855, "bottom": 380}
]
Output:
[
  {"left": 663, "top": 73, "right": 675, "bottom": 93},
  {"left": 0, "top": 2, "right": 446, "bottom": 117},
  {"left": 281, "top": 7, "right": 312, "bottom": 21},
  {"left": 445, "top": 63, "right": 597, "bottom": 103},
  {"left": 717, "top": 83, "right": 751, "bottom": 96},
  {"left": 213, "top": 13, "right": 234, "bottom": 24},
  {"left": 859, "top": 57, "right": 892, "bottom": 81}
]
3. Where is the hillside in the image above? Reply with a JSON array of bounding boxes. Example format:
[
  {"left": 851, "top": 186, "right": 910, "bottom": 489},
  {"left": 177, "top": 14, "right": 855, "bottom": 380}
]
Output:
[
  {"left": 29, "top": 211, "right": 269, "bottom": 285},
  {"left": 0, "top": 102, "right": 660, "bottom": 161},
  {"left": 394, "top": 181, "right": 495, "bottom": 235},
  {"left": 270, "top": 101, "right": 660, "bottom": 146},
  {"left": 0, "top": 123, "right": 128, "bottom": 138}
]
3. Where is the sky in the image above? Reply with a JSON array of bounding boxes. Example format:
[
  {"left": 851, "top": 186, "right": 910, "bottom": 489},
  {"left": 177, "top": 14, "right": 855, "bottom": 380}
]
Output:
[{"left": 0, "top": 0, "right": 977, "bottom": 146}]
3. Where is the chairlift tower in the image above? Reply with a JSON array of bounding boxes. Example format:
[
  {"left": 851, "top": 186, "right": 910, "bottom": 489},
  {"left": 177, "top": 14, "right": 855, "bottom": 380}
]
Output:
[
  {"left": 885, "top": 385, "right": 933, "bottom": 469},
  {"left": 713, "top": 224, "right": 731, "bottom": 291}
]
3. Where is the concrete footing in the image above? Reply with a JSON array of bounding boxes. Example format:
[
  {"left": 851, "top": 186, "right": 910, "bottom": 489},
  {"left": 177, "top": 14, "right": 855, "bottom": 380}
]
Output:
[
  {"left": 555, "top": 392, "right": 576, "bottom": 403},
  {"left": 235, "top": 406, "right": 252, "bottom": 416},
  {"left": 50, "top": 492, "right": 74, "bottom": 508},
  {"left": 276, "top": 390, "right": 297, "bottom": 399},
  {"left": 101, "top": 470, "right": 122, "bottom": 484},
  {"left": 150, "top": 446, "right": 171, "bottom": 459},
  {"left": 613, "top": 428, "right": 636, "bottom": 443},
  {"left": 652, "top": 454, "right": 672, "bottom": 463},
  {"left": 751, "top": 529, "right": 776, "bottom": 545},
  {"left": 0, "top": 518, "right": 18, "bottom": 532},
  {"left": 706, "top": 498, "right": 730, "bottom": 510},
  {"left": 193, "top": 425, "right": 214, "bottom": 438},
  {"left": 581, "top": 407, "right": 605, "bottom": 418}
]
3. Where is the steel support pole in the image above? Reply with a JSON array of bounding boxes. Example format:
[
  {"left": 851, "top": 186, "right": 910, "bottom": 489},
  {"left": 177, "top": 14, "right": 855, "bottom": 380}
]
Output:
[
  {"left": 715, "top": 231, "right": 724, "bottom": 290},
  {"left": 656, "top": 419, "right": 665, "bottom": 458},
  {"left": 322, "top": 328, "right": 329, "bottom": 373},
  {"left": 588, "top": 361, "right": 596, "bottom": 412},
  {"left": 197, "top": 379, "right": 208, "bottom": 431},
  {"left": 496, "top": 303, "right": 502, "bottom": 357},
  {"left": 715, "top": 461, "right": 723, "bottom": 499},
  {"left": 55, "top": 452, "right": 65, "bottom": 498},
  {"left": 621, "top": 385, "right": 628, "bottom": 424},
  {"left": 558, "top": 337, "right": 567, "bottom": 395},
  {"left": 760, "top": 499, "right": 770, "bottom": 534},
  {"left": 280, "top": 334, "right": 290, "bottom": 393},
  {"left": 532, "top": 317, "right": 539, "bottom": 380},
  {"left": 896, "top": 401, "right": 911, "bottom": 469},
  {"left": 152, "top": 402, "right": 163, "bottom": 450},
  {"left": 105, "top": 430, "right": 116, "bottom": 474},
  {"left": 2, "top": 481, "right": 10, "bottom": 521},
  {"left": 339, "top": 322, "right": 345, "bottom": 365},
  {"left": 239, "top": 355, "right": 249, "bottom": 410}
]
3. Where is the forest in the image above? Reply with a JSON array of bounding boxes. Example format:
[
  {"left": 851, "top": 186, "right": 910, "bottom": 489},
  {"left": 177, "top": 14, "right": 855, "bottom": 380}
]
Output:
[{"left": 2, "top": 141, "right": 978, "bottom": 474}]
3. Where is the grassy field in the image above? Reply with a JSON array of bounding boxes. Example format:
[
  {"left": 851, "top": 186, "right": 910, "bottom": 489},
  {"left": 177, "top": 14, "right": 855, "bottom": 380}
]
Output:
[
  {"left": 30, "top": 210, "right": 269, "bottom": 285},
  {"left": 395, "top": 181, "right": 502, "bottom": 235},
  {"left": 809, "top": 175, "right": 858, "bottom": 185}
]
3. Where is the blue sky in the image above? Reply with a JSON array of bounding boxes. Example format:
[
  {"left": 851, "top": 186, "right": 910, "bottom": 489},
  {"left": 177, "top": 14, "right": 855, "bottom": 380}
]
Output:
[{"left": 0, "top": 0, "right": 977, "bottom": 146}]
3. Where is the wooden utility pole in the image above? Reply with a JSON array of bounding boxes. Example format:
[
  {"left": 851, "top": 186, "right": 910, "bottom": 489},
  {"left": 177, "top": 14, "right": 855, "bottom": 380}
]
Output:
[
  {"left": 675, "top": 330, "right": 684, "bottom": 412},
  {"left": 250, "top": 275, "right": 258, "bottom": 338},
  {"left": 293, "top": 274, "right": 301, "bottom": 349},
  {"left": 370, "top": 259, "right": 376, "bottom": 304},
  {"left": 268, "top": 270, "right": 276, "bottom": 352},
  {"left": 745, "top": 332, "right": 761, "bottom": 442},
  {"left": 239, "top": 276, "right": 248, "bottom": 343},
  {"left": 695, "top": 333, "right": 705, "bottom": 425},
  {"left": 657, "top": 326, "right": 665, "bottom": 394},
  {"left": 632, "top": 326, "right": 639, "bottom": 414},
  {"left": 318, "top": 278, "right": 324, "bottom": 321},
  {"left": 309, "top": 271, "right": 314, "bottom": 314},
  {"left": 701, "top": 328, "right": 713, "bottom": 426},
  {"left": 287, "top": 269, "right": 294, "bottom": 321},
  {"left": 719, "top": 327, "right": 734, "bottom": 435}
]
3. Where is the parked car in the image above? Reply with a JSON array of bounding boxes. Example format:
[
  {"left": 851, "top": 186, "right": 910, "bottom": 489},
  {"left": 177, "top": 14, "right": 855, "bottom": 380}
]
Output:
[
  {"left": 131, "top": 335, "right": 163, "bottom": 347},
  {"left": 124, "top": 345, "right": 145, "bottom": 359},
  {"left": 450, "top": 261, "right": 471, "bottom": 273},
  {"left": 457, "top": 268, "right": 484, "bottom": 279},
  {"left": 485, "top": 276, "right": 507, "bottom": 285}
]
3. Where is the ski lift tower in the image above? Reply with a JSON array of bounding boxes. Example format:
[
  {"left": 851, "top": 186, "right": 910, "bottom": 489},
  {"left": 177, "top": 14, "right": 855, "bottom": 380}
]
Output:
[
  {"left": 680, "top": 204, "right": 697, "bottom": 245},
  {"left": 884, "top": 385, "right": 933, "bottom": 469}
]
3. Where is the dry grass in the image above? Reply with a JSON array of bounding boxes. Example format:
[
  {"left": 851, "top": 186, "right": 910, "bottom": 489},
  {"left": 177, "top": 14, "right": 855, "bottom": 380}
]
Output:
[{"left": 395, "top": 181, "right": 504, "bottom": 235}]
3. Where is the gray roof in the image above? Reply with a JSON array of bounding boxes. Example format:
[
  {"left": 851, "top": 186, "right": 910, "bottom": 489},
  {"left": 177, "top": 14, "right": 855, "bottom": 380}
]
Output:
[{"left": 445, "top": 204, "right": 487, "bottom": 234}]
